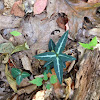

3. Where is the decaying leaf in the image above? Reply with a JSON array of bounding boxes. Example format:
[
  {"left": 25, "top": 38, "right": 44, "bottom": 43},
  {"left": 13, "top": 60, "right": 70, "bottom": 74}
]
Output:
[
  {"left": 17, "top": 84, "right": 37, "bottom": 95},
  {"left": 56, "top": 15, "right": 68, "bottom": 30},
  {"left": 0, "top": 15, "right": 22, "bottom": 30},
  {"left": 2, "top": 54, "right": 9, "bottom": 64},
  {"left": 88, "top": 0, "right": 100, "bottom": 3},
  {"left": 5, "top": 64, "right": 17, "bottom": 92},
  {"left": 0, "top": 42, "right": 15, "bottom": 54},
  {"left": 11, "top": 42, "right": 29, "bottom": 54},
  {"left": 11, "top": 0, "right": 25, "bottom": 17},
  {"left": 65, "top": 77, "right": 73, "bottom": 100},
  {"left": 20, "top": 55, "right": 33, "bottom": 73},
  {"left": 4, "top": 0, "right": 15, "bottom": 9},
  {"left": 32, "top": 90, "right": 45, "bottom": 100},
  {"left": 34, "top": 0, "right": 47, "bottom": 14},
  {"left": 46, "top": 0, "right": 56, "bottom": 18}
]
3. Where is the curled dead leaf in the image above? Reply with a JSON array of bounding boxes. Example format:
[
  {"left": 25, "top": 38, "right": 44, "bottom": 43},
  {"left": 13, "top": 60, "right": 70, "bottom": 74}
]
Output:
[
  {"left": 20, "top": 55, "right": 33, "bottom": 73},
  {"left": 34, "top": 0, "right": 47, "bottom": 14},
  {"left": 5, "top": 64, "right": 17, "bottom": 92},
  {"left": 65, "top": 77, "right": 73, "bottom": 100},
  {"left": 11, "top": 0, "right": 25, "bottom": 17},
  {"left": 56, "top": 14, "right": 68, "bottom": 30},
  {"left": 32, "top": 90, "right": 45, "bottom": 100}
]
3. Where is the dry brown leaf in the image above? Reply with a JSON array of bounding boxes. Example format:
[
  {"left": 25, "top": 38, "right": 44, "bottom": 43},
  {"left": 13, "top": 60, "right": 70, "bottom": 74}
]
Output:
[
  {"left": 17, "top": 84, "right": 37, "bottom": 95},
  {"left": 34, "top": 0, "right": 47, "bottom": 14},
  {"left": 88, "top": 0, "right": 100, "bottom": 3},
  {"left": 0, "top": 15, "right": 22, "bottom": 30},
  {"left": 65, "top": 77, "right": 73, "bottom": 100},
  {"left": 2, "top": 54, "right": 9, "bottom": 64},
  {"left": 46, "top": 0, "right": 56, "bottom": 18},
  {"left": 4, "top": 0, "right": 15, "bottom": 9},
  {"left": 32, "top": 90, "right": 45, "bottom": 100},
  {"left": 11, "top": 0, "right": 25, "bottom": 17},
  {"left": 5, "top": 64, "right": 17, "bottom": 93},
  {"left": 56, "top": 15, "right": 68, "bottom": 30},
  {"left": 20, "top": 54, "right": 33, "bottom": 73},
  {"left": 9, "top": 94, "right": 20, "bottom": 100}
]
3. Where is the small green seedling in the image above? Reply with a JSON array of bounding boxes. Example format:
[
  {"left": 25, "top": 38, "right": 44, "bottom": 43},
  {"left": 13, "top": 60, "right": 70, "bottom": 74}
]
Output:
[
  {"left": 10, "top": 31, "right": 22, "bottom": 36},
  {"left": 29, "top": 72, "right": 57, "bottom": 89},
  {"left": 11, "top": 68, "right": 30, "bottom": 85},
  {"left": 79, "top": 36, "right": 97, "bottom": 50},
  {"left": 29, "top": 77, "right": 43, "bottom": 86},
  {"left": 33, "top": 30, "right": 76, "bottom": 84}
]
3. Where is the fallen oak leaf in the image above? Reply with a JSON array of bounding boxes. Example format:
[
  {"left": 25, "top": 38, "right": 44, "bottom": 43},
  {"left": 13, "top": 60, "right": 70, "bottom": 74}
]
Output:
[
  {"left": 56, "top": 14, "right": 68, "bottom": 30},
  {"left": 11, "top": 0, "right": 25, "bottom": 17},
  {"left": 34, "top": 0, "right": 47, "bottom": 14}
]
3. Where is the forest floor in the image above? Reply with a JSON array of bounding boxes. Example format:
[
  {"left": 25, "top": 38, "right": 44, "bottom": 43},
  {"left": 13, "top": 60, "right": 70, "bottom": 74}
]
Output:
[{"left": 0, "top": 0, "right": 100, "bottom": 100}]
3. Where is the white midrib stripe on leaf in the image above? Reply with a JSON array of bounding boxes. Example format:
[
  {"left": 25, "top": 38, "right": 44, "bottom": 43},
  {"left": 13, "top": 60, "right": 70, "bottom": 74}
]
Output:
[
  {"left": 37, "top": 54, "right": 56, "bottom": 58},
  {"left": 57, "top": 33, "right": 67, "bottom": 54},
  {"left": 59, "top": 54, "right": 69, "bottom": 59},
  {"left": 56, "top": 57, "right": 61, "bottom": 81},
  {"left": 15, "top": 70, "right": 21, "bottom": 74}
]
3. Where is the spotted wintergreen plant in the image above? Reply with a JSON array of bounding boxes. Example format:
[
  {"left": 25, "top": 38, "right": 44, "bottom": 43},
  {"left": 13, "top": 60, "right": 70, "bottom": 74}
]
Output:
[
  {"left": 79, "top": 36, "right": 97, "bottom": 50},
  {"left": 33, "top": 31, "right": 76, "bottom": 84},
  {"left": 11, "top": 68, "right": 30, "bottom": 85}
]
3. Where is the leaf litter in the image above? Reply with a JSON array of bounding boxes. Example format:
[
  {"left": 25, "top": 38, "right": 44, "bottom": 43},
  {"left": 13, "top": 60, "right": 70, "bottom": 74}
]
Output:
[{"left": 0, "top": 0, "right": 100, "bottom": 99}]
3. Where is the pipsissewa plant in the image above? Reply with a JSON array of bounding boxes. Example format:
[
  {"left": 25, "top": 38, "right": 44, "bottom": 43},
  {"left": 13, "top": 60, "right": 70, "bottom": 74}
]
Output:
[
  {"left": 11, "top": 68, "right": 30, "bottom": 85},
  {"left": 33, "top": 31, "right": 76, "bottom": 84}
]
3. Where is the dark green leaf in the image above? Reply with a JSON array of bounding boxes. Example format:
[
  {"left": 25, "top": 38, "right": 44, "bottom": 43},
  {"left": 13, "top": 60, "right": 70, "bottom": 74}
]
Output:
[
  {"left": 55, "top": 31, "right": 68, "bottom": 54},
  {"left": 59, "top": 53, "right": 76, "bottom": 62},
  {"left": 43, "top": 60, "right": 53, "bottom": 68},
  {"left": 43, "top": 72, "right": 48, "bottom": 81},
  {"left": 62, "top": 62, "right": 66, "bottom": 68},
  {"left": 44, "top": 65, "right": 52, "bottom": 74},
  {"left": 11, "top": 42, "right": 29, "bottom": 54},
  {"left": 33, "top": 52, "right": 56, "bottom": 61},
  {"left": 21, "top": 72, "right": 30, "bottom": 78},
  {"left": 16, "top": 75, "right": 23, "bottom": 85},
  {"left": 29, "top": 77, "right": 43, "bottom": 86},
  {"left": 46, "top": 84, "right": 51, "bottom": 90},
  {"left": 53, "top": 57, "right": 63, "bottom": 84},
  {"left": 11, "top": 68, "right": 21, "bottom": 78},
  {"left": 10, "top": 31, "right": 21, "bottom": 36},
  {"left": 48, "top": 39, "right": 56, "bottom": 51},
  {"left": 50, "top": 75, "right": 57, "bottom": 84},
  {"left": 0, "top": 43, "right": 15, "bottom": 54}
]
